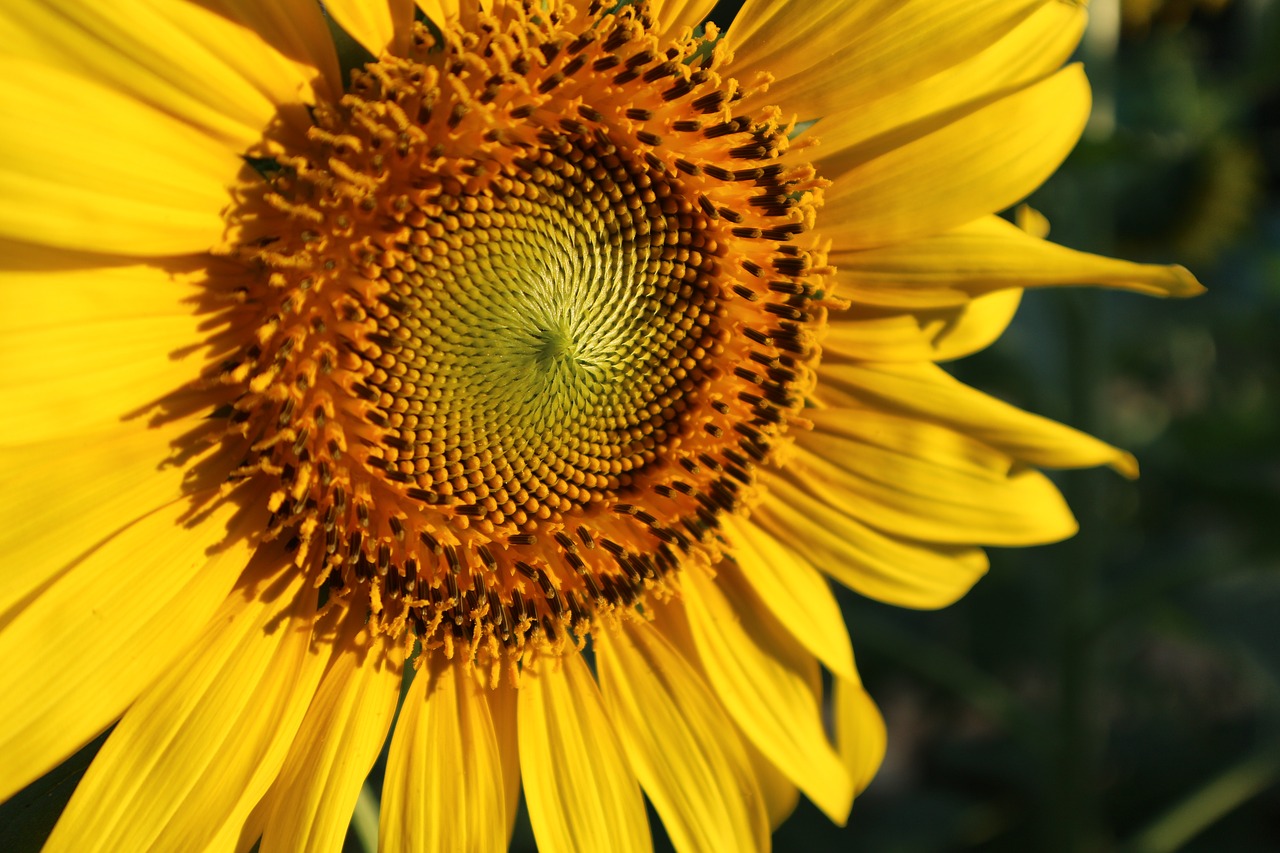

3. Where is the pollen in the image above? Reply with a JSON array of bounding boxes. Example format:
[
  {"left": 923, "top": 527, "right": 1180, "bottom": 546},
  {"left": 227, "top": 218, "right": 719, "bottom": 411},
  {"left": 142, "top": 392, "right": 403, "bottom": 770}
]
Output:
[{"left": 214, "top": 2, "right": 834, "bottom": 663}]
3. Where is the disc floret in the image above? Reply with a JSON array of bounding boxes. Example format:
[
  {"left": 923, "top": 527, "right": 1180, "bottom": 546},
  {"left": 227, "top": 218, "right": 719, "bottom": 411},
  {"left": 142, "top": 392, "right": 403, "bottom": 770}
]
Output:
[{"left": 213, "top": 2, "right": 835, "bottom": 664}]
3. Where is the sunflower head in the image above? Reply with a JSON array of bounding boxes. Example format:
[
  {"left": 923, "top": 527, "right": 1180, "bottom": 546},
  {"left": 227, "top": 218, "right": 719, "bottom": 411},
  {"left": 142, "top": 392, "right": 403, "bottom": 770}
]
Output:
[
  {"left": 219, "top": 2, "right": 834, "bottom": 665},
  {"left": 0, "top": 0, "right": 1204, "bottom": 851}
]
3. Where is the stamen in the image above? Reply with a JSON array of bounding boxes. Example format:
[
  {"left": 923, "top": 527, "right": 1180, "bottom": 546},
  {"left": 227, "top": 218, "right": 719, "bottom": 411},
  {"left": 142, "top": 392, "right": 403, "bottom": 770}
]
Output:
[{"left": 214, "top": 3, "right": 831, "bottom": 663}]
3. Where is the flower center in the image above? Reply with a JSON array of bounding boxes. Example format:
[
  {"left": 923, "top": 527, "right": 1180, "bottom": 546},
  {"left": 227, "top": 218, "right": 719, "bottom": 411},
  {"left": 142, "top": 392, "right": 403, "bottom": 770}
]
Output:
[
  {"left": 367, "top": 127, "right": 723, "bottom": 525},
  {"left": 216, "top": 4, "right": 832, "bottom": 662}
]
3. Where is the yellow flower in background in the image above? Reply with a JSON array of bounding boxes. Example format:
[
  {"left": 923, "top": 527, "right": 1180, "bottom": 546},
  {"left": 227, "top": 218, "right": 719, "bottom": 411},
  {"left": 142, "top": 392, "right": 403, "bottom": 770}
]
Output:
[{"left": 0, "top": 0, "right": 1202, "bottom": 850}]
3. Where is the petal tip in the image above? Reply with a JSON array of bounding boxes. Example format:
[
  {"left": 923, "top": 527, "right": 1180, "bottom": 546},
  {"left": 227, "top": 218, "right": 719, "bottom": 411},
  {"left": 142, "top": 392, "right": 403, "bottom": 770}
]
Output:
[
  {"left": 1164, "top": 265, "right": 1207, "bottom": 298},
  {"left": 1111, "top": 451, "right": 1140, "bottom": 480}
]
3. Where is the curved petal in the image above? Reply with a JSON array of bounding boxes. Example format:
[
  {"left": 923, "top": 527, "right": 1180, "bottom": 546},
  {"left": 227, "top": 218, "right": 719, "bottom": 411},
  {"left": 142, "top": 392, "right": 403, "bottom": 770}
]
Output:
[
  {"left": 650, "top": 0, "right": 719, "bottom": 38},
  {"left": 818, "top": 361, "right": 1140, "bottom": 477},
  {"left": 0, "top": 415, "right": 221, "bottom": 616},
  {"left": 798, "top": 1, "right": 1085, "bottom": 156},
  {"left": 381, "top": 656, "right": 507, "bottom": 853},
  {"left": 0, "top": 56, "right": 240, "bottom": 255},
  {"left": 486, "top": 673, "right": 522, "bottom": 844},
  {"left": 44, "top": 556, "right": 329, "bottom": 852},
  {"left": 519, "top": 651, "right": 652, "bottom": 853},
  {"left": 728, "top": 0, "right": 1044, "bottom": 121},
  {"left": 597, "top": 619, "right": 769, "bottom": 853},
  {"left": 835, "top": 677, "right": 886, "bottom": 797},
  {"left": 326, "top": 0, "right": 415, "bottom": 57},
  {"left": 1, "top": 308, "right": 215, "bottom": 445},
  {"left": 0, "top": 495, "right": 259, "bottom": 803},
  {"left": 681, "top": 566, "right": 853, "bottom": 824},
  {"left": 720, "top": 516, "right": 856, "bottom": 681},
  {"left": 823, "top": 289, "right": 1023, "bottom": 363},
  {"left": 0, "top": 0, "right": 330, "bottom": 150},
  {"left": 754, "top": 476, "right": 989, "bottom": 610},
  {"left": 817, "top": 65, "right": 1091, "bottom": 251},
  {"left": 745, "top": 740, "right": 800, "bottom": 831},
  {"left": 792, "top": 408, "right": 1078, "bottom": 546},
  {"left": 833, "top": 215, "right": 1204, "bottom": 308},
  {"left": 259, "top": 622, "right": 403, "bottom": 853}
]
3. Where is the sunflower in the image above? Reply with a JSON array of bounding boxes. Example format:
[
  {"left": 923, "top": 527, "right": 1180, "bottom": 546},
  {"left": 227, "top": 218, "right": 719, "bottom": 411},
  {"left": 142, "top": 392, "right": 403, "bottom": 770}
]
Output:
[{"left": 0, "top": 0, "right": 1201, "bottom": 850}]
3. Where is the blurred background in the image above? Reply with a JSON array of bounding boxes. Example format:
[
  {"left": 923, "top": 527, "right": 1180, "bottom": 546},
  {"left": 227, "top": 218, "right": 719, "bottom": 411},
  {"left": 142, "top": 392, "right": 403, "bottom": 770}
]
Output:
[{"left": 4, "top": 0, "right": 1278, "bottom": 850}]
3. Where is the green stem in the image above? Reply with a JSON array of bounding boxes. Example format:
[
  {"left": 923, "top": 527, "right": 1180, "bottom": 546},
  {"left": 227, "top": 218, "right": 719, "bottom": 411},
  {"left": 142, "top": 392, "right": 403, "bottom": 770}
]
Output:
[
  {"left": 1125, "top": 747, "right": 1280, "bottom": 853},
  {"left": 1050, "top": 293, "right": 1108, "bottom": 853}
]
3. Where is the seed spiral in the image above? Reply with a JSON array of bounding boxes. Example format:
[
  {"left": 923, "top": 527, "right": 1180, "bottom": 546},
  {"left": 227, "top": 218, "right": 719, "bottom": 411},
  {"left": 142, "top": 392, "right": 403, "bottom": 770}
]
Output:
[{"left": 211, "top": 1, "right": 834, "bottom": 663}]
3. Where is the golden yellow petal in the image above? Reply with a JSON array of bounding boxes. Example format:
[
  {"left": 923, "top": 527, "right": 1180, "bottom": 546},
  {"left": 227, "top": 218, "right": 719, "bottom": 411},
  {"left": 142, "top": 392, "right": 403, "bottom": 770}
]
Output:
[
  {"left": 325, "top": 0, "right": 415, "bottom": 56},
  {"left": 0, "top": 496, "right": 256, "bottom": 803},
  {"left": 794, "top": 408, "right": 1077, "bottom": 546},
  {"left": 414, "top": 0, "right": 455, "bottom": 24},
  {"left": 381, "top": 657, "right": 508, "bottom": 853},
  {"left": 835, "top": 677, "right": 887, "bottom": 797},
  {"left": 487, "top": 676, "right": 523, "bottom": 843},
  {"left": 730, "top": 0, "right": 1043, "bottom": 121},
  {"left": 797, "top": 1, "right": 1085, "bottom": 157},
  {"left": 720, "top": 516, "right": 856, "bottom": 681},
  {"left": 203, "top": 0, "right": 344, "bottom": 103},
  {"left": 43, "top": 555, "right": 327, "bottom": 852},
  {"left": 0, "top": 0, "right": 329, "bottom": 150},
  {"left": 682, "top": 567, "right": 853, "bottom": 824},
  {"left": 650, "top": 0, "right": 718, "bottom": 37},
  {"left": 2, "top": 315, "right": 212, "bottom": 444},
  {"left": 744, "top": 739, "right": 800, "bottom": 832},
  {"left": 519, "top": 652, "right": 653, "bottom": 853},
  {"left": 597, "top": 620, "right": 769, "bottom": 853},
  {"left": 834, "top": 215, "right": 1203, "bottom": 309},
  {"left": 817, "top": 65, "right": 1091, "bottom": 251},
  {"left": 755, "top": 477, "right": 990, "bottom": 610},
  {"left": 819, "top": 361, "right": 1140, "bottom": 477},
  {"left": 822, "top": 289, "right": 1023, "bottom": 363},
  {"left": 0, "top": 254, "right": 234, "bottom": 443},
  {"left": 258, "top": 621, "right": 402, "bottom": 853},
  {"left": 0, "top": 417, "right": 214, "bottom": 617},
  {"left": 0, "top": 57, "right": 241, "bottom": 255}
]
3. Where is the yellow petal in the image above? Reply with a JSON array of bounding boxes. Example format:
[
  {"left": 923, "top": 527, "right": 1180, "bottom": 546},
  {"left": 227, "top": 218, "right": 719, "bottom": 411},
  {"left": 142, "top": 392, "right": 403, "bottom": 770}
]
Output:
[
  {"left": 414, "top": 0, "right": 454, "bottom": 24},
  {"left": 823, "top": 289, "right": 1023, "bottom": 363},
  {"left": 0, "top": 254, "right": 238, "bottom": 444},
  {"left": 0, "top": 0, "right": 332, "bottom": 150},
  {"left": 204, "top": 0, "right": 343, "bottom": 102},
  {"left": 597, "top": 620, "right": 769, "bottom": 853},
  {"left": 0, "top": 416, "right": 216, "bottom": 617},
  {"left": 0, "top": 495, "right": 257, "bottom": 803},
  {"left": 259, "top": 621, "right": 403, "bottom": 853},
  {"left": 381, "top": 656, "right": 508, "bottom": 853},
  {"left": 487, "top": 674, "right": 523, "bottom": 842},
  {"left": 834, "top": 215, "right": 1204, "bottom": 308},
  {"left": 800, "top": 1, "right": 1085, "bottom": 157},
  {"left": 1, "top": 314, "right": 212, "bottom": 444},
  {"left": 650, "top": 0, "right": 718, "bottom": 37},
  {"left": 819, "top": 361, "right": 1140, "bottom": 477},
  {"left": 792, "top": 408, "right": 1078, "bottom": 546},
  {"left": 415, "top": 0, "right": 501, "bottom": 29},
  {"left": 519, "top": 651, "right": 652, "bottom": 853},
  {"left": 754, "top": 476, "right": 989, "bottom": 610},
  {"left": 682, "top": 566, "right": 853, "bottom": 824},
  {"left": 719, "top": 516, "right": 856, "bottom": 681},
  {"left": 729, "top": 0, "right": 1044, "bottom": 121},
  {"left": 0, "top": 57, "right": 240, "bottom": 255},
  {"left": 326, "top": 0, "right": 415, "bottom": 56},
  {"left": 744, "top": 739, "right": 800, "bottom": 831},
  {"left": 817, "top": 65, "right": 1091, "bottom": 251},
  {"left": 835, "top": 677, "right": 886, "bottom": 797},
  {"left": 43, "top": 556, "right": 328, "bottom": 852}
]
